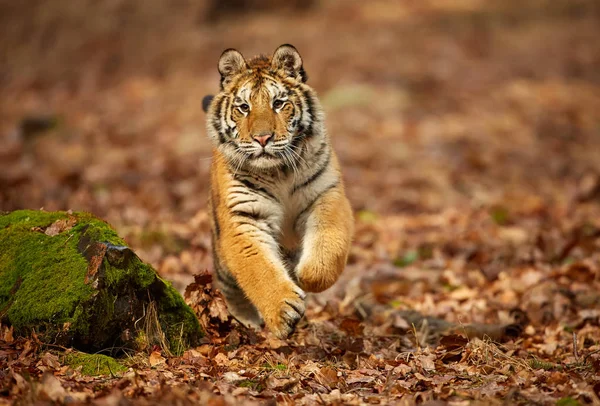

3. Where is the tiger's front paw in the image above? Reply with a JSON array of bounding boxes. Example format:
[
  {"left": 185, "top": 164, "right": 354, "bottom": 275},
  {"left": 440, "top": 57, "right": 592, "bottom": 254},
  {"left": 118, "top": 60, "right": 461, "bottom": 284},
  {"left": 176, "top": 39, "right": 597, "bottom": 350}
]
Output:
[
  {"left": 296, "top": 263, "right": 339, "bottom": 293},
  {"left": 262, "top": 282, "right": 306, "bottom": 339}
]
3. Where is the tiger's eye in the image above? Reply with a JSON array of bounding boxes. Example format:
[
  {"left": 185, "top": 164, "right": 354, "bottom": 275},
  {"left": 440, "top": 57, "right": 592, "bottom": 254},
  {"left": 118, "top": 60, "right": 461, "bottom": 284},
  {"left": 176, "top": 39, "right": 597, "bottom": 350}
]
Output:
[
  {"left": 239, "top": 103, "right": 250, "bottom": 113},
  {"left": 273, "top": 100, "right": 284, "bottom": 109}
]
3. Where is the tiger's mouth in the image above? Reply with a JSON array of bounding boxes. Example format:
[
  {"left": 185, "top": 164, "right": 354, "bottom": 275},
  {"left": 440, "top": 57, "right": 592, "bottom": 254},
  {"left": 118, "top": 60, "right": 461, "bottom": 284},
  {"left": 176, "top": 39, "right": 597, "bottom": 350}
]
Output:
[
  {"left": 251, "top": 149, "right": 277, "bottom": 159},
  {"left": 241, "top": 148, "right": 286, "bottom": 170}
]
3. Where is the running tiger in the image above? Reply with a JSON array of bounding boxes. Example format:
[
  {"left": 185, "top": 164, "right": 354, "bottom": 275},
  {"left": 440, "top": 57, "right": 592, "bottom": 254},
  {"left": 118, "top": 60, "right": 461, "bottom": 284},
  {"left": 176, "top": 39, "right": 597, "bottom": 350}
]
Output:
[{"left": 202, "top": 44, "right": 353, "bottom": 338}]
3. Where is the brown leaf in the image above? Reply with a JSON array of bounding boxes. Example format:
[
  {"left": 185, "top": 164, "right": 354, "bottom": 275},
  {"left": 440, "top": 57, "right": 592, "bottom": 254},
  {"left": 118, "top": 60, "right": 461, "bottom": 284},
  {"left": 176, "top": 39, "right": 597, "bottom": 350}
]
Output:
[
  {"left": 184, "top": 271, "right": 236, "bottom": 338},
  {"left": 346, "top": 374, "right": 375, "bottom": 384},
  {"left": 440, "top": 334, "right": 469, "bottom": 363},
  {"left": 44, "top": 216, "right": 76, "bottom": 236},
  {"left": 40, "top": 352, "right": 61, "bottom": 370},
  {"left": 416, "top": 354, "right": 436, "bottom": 371},
  {"left": 10, "top": 368, "right": 28, "bottom": 393},
  {"left": 439, "top": 334, "right": 469, "bottom": 349},
  {"left": 36, "top": 373, "right": 67, "bottom": 402},
  {"left": 3, "top": 325, "right": 14, "bottom": 343},
  {"left": 265, "top": 376, "right": 298, "bottom": 391},
  {"left": 317, "top": 367, "right": 339, "bottom": 388},
  {"left": 339, "top": 317, "right": 364, "bottom": 336},
  {"left": 149, "top": 351, "right": 166, "bottom": 367},
  {"left": 564, "top": 261, "right": 597, "bottom": 283},
  {"left": 208, "top": 296, "right": 230, "bottom": 323}
]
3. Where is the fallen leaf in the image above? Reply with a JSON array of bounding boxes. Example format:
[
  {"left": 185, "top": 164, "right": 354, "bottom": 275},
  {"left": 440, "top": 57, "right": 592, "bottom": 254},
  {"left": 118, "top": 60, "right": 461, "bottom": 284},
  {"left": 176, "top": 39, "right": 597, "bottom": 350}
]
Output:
[
  {"left": 148, "top": 351, "right": 166, "bottom": 367},
  {"left": 317, "top": 366, "right": 339, "bottom": 388},
  {"left": 44, "top": 217, "right": 76, "bottom": 236},
  {"left": 36, "top": 373, "right": 67, "bottom": 402},
  {"left": 339, "top": 317, "right": 364, "bottom": 336}
]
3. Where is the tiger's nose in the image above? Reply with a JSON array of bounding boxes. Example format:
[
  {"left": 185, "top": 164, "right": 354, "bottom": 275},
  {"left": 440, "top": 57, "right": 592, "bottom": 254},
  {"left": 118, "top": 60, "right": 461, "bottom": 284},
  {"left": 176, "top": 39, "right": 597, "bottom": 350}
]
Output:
[{"left": 253, "top": 133, "right": 273, "bottom": 147}]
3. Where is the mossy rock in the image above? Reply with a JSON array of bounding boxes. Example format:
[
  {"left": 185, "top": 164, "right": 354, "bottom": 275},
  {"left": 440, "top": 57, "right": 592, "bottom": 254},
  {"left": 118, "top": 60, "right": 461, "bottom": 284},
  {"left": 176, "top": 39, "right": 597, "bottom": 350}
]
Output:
[
  {"left": 0, "top": 210, "right": 202, "bottom": 354},
  {"left": 63, "top": 352, "right": 127, "bottom": 376}
]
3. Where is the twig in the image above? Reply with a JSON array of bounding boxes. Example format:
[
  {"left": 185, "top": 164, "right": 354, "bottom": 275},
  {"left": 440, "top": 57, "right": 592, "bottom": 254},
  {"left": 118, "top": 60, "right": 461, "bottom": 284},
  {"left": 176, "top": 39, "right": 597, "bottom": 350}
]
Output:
[
  {"left": 572, "top": 332, "right": 579, "bottom": 361},
  {"left": 583, "top": 349, "right": 600, "bottom": 365}
]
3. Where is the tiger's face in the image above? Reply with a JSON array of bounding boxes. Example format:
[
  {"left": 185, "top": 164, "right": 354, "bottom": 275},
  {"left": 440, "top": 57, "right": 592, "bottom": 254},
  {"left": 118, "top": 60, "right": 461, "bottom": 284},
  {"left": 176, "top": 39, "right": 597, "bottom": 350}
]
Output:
[{"left": 206, "top": 44, "right": 318, "bottom": 172}]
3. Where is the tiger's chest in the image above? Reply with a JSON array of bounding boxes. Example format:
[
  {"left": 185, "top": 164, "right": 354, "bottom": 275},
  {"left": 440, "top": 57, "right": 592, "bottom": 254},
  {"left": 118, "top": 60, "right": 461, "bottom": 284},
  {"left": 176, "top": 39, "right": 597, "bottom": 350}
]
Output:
[{"left": 229, "top": 177, "right": 312, "bottom": 251}]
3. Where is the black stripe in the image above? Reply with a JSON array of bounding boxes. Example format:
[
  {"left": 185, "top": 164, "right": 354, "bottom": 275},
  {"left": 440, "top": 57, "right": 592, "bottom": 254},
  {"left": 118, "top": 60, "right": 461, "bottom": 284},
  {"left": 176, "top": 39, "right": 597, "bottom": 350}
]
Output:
[
  {"left": 301, "top": 89, "right": 315, "bottom": 135},
  {"left": 234, "top": 170, "right": 276, "bottom": 187},
  {"left": 292, "top": 151, "right": 330, "bottom": 194},
  {"left": 234, "top": 177, "right": 278, "bottom": 201},
  {"left": 233, "top": 219, "right": 265, "bottom": 230},
  {"left": 294, "top": 181, "right": 339, "bottom": 230},
  {"left": 313, "top": 141, "right": 327, "bottom": 160},
  {"left": 234, "top": 219, "right": 259, "bottom": 228},
  {"left": 241, "top": 171, "right": 278, "bottom": 187},
  {"left": 211, "top": 236, "right": 219, "bottom": 263},
  {"left": 223, "top": 95, "right": 235, "bottom": 139},
  {"left": 211, "top": 208, "right": 220, "bottom": 239},
  {"left": 291, "top": 129, "right": 307, "bottom": 150},
  {"left": 211, "top": 96, "right": 225, "bottom": 134},
  {"left": 240, "top": 244, "right": 259, "bottom": 256},
  {"left": 227, "top": 189, "right": 257, "bottom": 197},
  {"left": 299, "top": 66, "right": 308, "bottom": 83},
  {"left": 215, "top": 267, "right": 239, "bottom": 290},
  {"left": 231, "top": 210, "right": 264, "bottom": 221},
  {"left": 227, "top": 199, "right": 258, "bottom": 209}
]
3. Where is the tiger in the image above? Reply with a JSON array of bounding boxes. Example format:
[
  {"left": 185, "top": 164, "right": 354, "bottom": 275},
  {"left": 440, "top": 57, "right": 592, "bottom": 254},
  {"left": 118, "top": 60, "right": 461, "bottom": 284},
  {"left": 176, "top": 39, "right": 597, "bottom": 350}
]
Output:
[{"left": 202, "top": 44, "right": 354, "bottom": 338}]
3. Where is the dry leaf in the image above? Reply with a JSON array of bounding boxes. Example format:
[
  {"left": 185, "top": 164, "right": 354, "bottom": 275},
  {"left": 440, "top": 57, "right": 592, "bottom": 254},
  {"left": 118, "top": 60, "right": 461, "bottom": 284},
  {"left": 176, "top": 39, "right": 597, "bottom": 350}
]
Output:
[
  {"left": 148, "top": 351, "right": 166, "bottom": 367},
  {"left": 317, "top": 367, "right": 339, "bottom": 388},
  {"left": 36, "top": 373, "right": 67, "bottom": 402},
  {"left": 44, "top": 217, "right": 76, "bottom": 236}
]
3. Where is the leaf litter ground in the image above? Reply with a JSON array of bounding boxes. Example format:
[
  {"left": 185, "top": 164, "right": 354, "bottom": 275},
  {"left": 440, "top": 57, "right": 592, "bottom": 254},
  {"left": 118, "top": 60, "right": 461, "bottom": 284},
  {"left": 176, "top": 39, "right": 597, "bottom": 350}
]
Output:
[{"left": 1, "top": 0, "right": 600, "bottom": 404}]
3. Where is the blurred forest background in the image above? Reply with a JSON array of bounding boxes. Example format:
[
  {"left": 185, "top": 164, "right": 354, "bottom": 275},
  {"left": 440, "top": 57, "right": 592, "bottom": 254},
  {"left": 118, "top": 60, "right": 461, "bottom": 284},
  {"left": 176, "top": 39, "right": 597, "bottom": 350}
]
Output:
[
  {"left": 1, "top": 0, "right": 599, "bottom": 255},
  {"left": 2, "top": 0, "right": 599, "bottom": 290},
  {"left": 2, "top": 0, "right": 600, "bottom": 403}
]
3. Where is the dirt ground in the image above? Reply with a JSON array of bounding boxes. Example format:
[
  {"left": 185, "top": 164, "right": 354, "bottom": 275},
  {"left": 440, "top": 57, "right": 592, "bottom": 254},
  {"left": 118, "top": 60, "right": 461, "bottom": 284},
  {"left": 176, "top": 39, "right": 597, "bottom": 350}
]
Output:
[{"left": 1, "top": 0, "right": 600, "bottom": 404}]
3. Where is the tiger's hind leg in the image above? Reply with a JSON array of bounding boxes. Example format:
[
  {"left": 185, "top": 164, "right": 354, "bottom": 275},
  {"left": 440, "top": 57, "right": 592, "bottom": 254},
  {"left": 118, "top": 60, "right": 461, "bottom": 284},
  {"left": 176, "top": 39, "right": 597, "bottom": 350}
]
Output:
[{"left": 214, "top": 267, "right": 263, "bottom": 329}]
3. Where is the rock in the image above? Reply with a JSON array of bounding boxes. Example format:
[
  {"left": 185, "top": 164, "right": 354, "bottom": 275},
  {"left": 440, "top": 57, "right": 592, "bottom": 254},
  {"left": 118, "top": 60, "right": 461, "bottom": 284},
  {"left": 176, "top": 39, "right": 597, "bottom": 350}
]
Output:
[{"left": 0, "top": 210, "right": 202, "bottom": 354}]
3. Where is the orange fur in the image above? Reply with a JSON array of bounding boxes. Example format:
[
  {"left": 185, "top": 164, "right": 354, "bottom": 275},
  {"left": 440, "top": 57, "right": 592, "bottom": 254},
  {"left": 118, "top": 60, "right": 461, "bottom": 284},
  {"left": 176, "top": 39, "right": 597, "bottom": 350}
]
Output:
[{"left": 205, "top": 44, "right": 354, "bottom": 338}]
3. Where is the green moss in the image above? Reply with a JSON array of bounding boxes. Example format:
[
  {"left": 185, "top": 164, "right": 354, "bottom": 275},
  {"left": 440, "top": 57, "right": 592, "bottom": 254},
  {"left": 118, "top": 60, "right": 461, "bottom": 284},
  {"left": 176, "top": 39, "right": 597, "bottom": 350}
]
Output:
[
  {"left": 556, "top": 397, "right": 581, "bottom": 406},
  {"left": 490, "top": 206, "right": 510, "bottom": 226},
  {"left": 64, "top": 352, "right": 127, "bottom": 376},
  {"left": 0, "top": 210, "right": 126, "bottom": 335},
  {"left": 0, "top": 210, "right": 65, "bottom": 229},
  {"left": 0, "top": 209, "right": 202, "bottom": 353},
  {"left": 155, "top": 277, "right": 202, "bottom": 355},
  {"left": 0, "top": 211, "right": 94, "bottom": 329},
  {"left": 356, "top": 210, "right": 378, "bottom": 224},
  {"left": 529, "top": 358, "right": 562, "bottom": 371},
  {"left": 71, "top": 212, "right": 125, "bottom": 246},
  {"left": 393, "top": 250, "right": 419, "bottom": 267},
  {"left": 263, "top": 362, "right": 287, "bottom": 371},
  {"left": 238, "top": 379, "right": 264, "bottom": 391},
  {"left": 103, "top": 260, "right": 155, "bottom": 289}
]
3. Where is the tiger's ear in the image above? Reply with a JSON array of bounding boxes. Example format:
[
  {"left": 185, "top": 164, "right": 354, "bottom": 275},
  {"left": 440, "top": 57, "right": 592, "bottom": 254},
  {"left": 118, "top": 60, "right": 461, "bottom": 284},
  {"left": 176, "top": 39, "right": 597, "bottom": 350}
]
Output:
[
  {"left": 202, "top": 95, "right": 214, "bottom": 113},
  {"left": 218, "top": 48, "right": 247, "bottom": 88},
  {"left": 272, "top": 44, "right": 307, "bottom": 82}
]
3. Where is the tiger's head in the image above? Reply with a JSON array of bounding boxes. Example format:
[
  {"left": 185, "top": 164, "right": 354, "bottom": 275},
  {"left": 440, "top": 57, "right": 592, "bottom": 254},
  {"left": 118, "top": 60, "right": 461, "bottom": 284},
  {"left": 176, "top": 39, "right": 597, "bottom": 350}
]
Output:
[{"left": 204, "top": 44, "right": 321, "bottom": 172}]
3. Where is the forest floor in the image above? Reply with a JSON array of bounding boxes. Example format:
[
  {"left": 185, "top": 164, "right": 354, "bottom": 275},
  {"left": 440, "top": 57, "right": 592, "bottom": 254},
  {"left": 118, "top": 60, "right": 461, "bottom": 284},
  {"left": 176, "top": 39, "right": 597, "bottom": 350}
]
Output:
[{"left": 1, "top": 0, "right": 600, "bottom": 404}]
